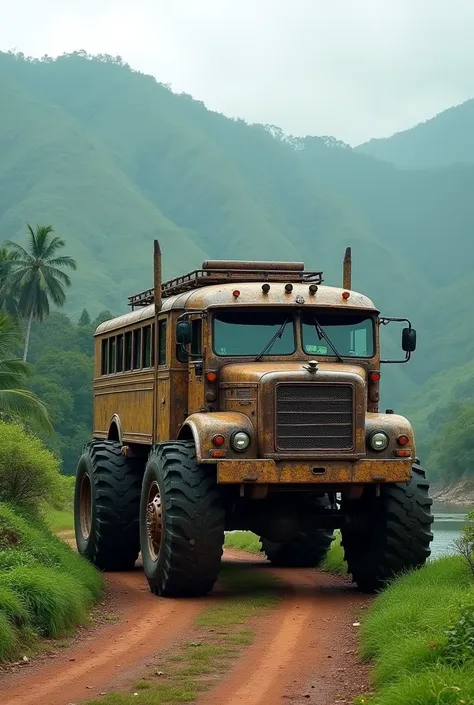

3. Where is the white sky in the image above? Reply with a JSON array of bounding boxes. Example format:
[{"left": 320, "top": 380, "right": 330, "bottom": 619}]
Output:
[{"left": 1, "top": 0, "right": 473, "bottom": 144}]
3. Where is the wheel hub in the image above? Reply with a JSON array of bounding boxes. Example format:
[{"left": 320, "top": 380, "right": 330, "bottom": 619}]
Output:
[
  {"left": 79, "top": 473, "right": 92, "bottom": 540},
  {"left": 146, "top": 482, "right": 162, "bottom": 560}
]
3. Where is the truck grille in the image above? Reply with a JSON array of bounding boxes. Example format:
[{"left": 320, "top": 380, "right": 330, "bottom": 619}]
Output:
[{"left": 276, "top": 384, "right": 354, "bottom": 451}]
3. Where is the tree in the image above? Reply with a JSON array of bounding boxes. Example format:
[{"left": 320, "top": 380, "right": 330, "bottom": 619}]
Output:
[
  {"left": 0, "top": 311, "right": 52, "bottom": 432},
  {"left": 0, "top": 245, "right": 19, "bottom": 316},
  {"left": 2, "top": 225, "right": 77, "bottom": 361},
  {"left": 78, "top": 308, "right": 91, "bottom": 326}
]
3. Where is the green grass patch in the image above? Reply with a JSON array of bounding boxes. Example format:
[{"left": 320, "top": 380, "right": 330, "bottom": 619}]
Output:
[
  {"left": 357, "top": 555, "right": 474, "bottom": 704},
  {"left": 320, "top": 530, "right": 347, "bottom": 574},
  {"left": 45, "top": 508, "right": 74, "bottom": 533},
  {"left": 224, "top": 531, "right": 262, "bottom": 554},
  {"left": 0, "top": 502, "right": 103, "bottom": 661},
  {"left": 86, "top": 564, "right": 281, "bottom": 705}
]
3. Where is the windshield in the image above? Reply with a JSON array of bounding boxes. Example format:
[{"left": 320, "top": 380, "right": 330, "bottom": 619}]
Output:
[
  {"left": 213, "top": 311, "right": 296, "bottom": 357},
  {"left": 302, "top": 311, "right": 374, "bottom": 358}
]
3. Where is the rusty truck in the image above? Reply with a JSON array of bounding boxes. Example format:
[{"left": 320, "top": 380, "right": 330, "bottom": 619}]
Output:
[{"left": 74, "top": 244, "right": 433, "bottom": 596}]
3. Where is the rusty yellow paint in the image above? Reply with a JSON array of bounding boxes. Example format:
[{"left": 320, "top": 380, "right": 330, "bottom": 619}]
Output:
[{"left": 216, "top": 459, "right": 412, "bottom": 484}]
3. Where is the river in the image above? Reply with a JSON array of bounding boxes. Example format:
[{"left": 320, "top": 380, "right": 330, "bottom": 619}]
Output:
[{"left": 431, "top": 502, "right": 467, "bottom": 559}]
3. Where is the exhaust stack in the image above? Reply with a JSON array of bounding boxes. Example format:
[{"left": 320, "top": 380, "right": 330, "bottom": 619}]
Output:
[
  {"left": 153, "top": 239, "right": 162, "bottom": 314},
  {"left": 343, "top": 247, "right": 352, "bottom": 290}
]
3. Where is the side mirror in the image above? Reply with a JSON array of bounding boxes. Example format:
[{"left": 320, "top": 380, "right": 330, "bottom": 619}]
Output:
[
  {"left": 176, "top": 321, "right": 192, "bottom": 346},
  {"left": 402, "top": 327, "right": 417, "bottom": 353}
]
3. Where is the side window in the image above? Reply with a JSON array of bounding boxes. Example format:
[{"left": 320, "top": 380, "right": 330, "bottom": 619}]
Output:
[
  {"left": 108, "top": 336, "right": 116, "bottom": 374},
  {"left": 101, "top": 339, "right": 108, "bottom": 375},
  {"left": 124, "top": 332, "right": 132, "bottom": 371},
  {"left": 142, "top": 325, "right": 152, "bottom": 368},
  {"left": 116, "top": 334, "right": 124, "bottom": 373},
  {"left": 151, "top": 323, "right": 155, "bottom": 368},
  {"left": 158, "top": 320, "right": 167, "bottom": 365},
  {"left": 133, "top": 329, "right": 141, "bottom": 369}
]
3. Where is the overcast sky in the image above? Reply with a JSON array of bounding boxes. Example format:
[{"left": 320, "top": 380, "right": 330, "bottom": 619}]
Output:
[{"left": 0, "top": 0, "right": 473, "bottom": 145}]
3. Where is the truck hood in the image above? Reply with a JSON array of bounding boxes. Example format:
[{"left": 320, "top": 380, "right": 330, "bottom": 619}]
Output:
[{"left": 219, "top": 361, "right": 367, "bottom": 385}]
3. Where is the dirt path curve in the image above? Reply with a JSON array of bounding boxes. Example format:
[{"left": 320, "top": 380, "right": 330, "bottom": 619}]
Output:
[
  {"left": 199, "top": 550, "right": 372, "bottom": 705},
  {"left": 1, "top": 567, "right": 204, "bottom": 705}
]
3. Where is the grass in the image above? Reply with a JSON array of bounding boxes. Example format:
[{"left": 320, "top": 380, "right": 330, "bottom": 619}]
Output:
[
  {"left": 320, "top": 530, "right": 347, "bottom": 574},
  {"left": 0, "top": 502, "right": 103, "bottom": 661},
  {"left": 86, "top": 564, "right": 281, "bottom": 705},
  {"left": 356, "top": 556, "right": 474, "bottom": 704},
  {"left": 224, "top": 531, "right": 262, "bottom": 554},
  {"left": 45, "top": 507, "right": 74, "bottom": 533}
]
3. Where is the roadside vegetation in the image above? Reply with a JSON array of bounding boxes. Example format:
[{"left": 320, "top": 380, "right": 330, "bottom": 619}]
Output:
[
  {"left": 0, "top": 421, "right": 102, "bottom": 663},
  {"left": 356, "top": 514, "right": 474, "bottom": 704},
  {"left": 86, "top": 565, "right": 280, "bottom": 705}
]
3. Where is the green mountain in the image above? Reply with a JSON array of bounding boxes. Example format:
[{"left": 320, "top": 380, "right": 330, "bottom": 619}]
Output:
[
  {"left": 357, "top": 99, "right": 474, "bottom": 168},
  {"left": 1, "top": 50, "right": 474, "bottom": 479}
]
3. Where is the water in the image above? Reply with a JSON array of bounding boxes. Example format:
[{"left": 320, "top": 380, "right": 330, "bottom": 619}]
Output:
[{"left": 431, "top": 502, "right": 467, "bottom": 559}]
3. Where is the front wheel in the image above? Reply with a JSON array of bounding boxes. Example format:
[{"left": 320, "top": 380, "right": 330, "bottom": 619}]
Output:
[
  {"left": 341, "top": 462, "right": 433, "bottom": 592},
  {"left": 140, "top": 441, "right": 225, "bottom": 597}
]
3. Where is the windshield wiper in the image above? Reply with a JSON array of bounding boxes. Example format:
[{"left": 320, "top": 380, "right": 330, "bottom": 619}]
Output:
[
  {"left": 313, "top": 318, "right": 344, "bottom": 363},
  {"left": 255, "top": 318, "right": 290, "bottom": 361}
]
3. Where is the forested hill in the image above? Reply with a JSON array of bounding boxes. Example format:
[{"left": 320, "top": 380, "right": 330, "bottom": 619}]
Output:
[
  {"left": 357, "top": 99, "right": 474, "bottom": 168},
  {"left": 1, "top": 49, "right": 474, "bottom": 481}
]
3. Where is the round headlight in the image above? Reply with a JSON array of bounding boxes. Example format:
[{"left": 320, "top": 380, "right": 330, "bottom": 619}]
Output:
[
  {"left": 369, "top": 431, "right": 389, "bottom": 451},
  {"left": 232, "top": 431, "right": 251, "bottom": 452}
]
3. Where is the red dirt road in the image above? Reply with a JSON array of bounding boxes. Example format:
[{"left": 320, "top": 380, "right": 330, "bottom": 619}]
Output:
[
  {"left": 200, "top": 552, "right": 371, "bottom": 705},
  {"left": 2, "top": 552, "right": 371, "bottom": 705},
  {"left": 1, "top": 567, "right": 203, "bottom": 705}
]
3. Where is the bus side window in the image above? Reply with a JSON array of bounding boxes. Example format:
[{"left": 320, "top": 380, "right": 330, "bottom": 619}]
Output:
[
  {"left": 124, "top": 332, "right": 132, "bottom": 371},
  {"left": 117, "top": 334, "right": 124, "bottom": 373},
  {"left": 191, "top": 319, "right": 202, "bottom": 356},
  {"left": 158, "top": 320, "right": 167, "bottom": 365},
  {"left": 142, "top": 325, "right": 151, "bottom": 368},
  {"left": 101, "top": 339, "right": 108, "bottom": 375},
  {"left": 133, "top": 329, "right": 142, "bottom": 369},
  {"left": 108, "top": 336, "right": 116, "bottom": 374}
]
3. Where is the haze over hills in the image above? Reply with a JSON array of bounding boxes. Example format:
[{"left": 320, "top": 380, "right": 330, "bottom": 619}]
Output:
[
  {"left": 357, "top": 99, "right": 474, "bottom": 168},
  {"left": 1, "top": 49, "right": 473, "bottom": 473}
]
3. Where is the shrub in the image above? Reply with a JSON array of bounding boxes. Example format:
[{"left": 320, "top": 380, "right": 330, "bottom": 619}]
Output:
[
  {"left": 0, "top": 502, "right": 103, "bottom": 661},
  {"left": 0, "top": 422, "right": 63, "bottom": 512}
]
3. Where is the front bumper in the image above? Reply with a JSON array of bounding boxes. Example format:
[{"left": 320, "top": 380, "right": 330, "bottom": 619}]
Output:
[{"left": 216, "top": 458, "right": 412, "bottom": 484}]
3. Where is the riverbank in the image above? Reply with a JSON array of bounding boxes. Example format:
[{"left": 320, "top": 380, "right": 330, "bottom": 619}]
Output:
[
  {"left": 357, "top": 555, "right": 474, "bottom": 704},
  {"left": 431, "top": 479, "right": 474, "bottom": 507}
]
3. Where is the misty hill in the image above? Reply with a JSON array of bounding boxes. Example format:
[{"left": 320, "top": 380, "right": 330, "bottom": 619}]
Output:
[
  {"left": 357, "top": 99, "right": 474, "bottom": 168},
  {"left": 1, "top": 49, "right": 474, "bottom": 455}
]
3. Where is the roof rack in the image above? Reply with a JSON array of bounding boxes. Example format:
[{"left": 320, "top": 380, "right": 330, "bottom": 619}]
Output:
[{"left": 127, "top": 261, "right": 324, "bottom": 308}]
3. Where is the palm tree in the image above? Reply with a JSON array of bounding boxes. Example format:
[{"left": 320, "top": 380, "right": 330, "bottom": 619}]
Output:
[
  {"left": 0, "top": 311, "right": 52, "bottom": 432},
  {"left": 0, "top": 245, "right": 19, "bottom": 316},
  {"left": 2, "top": 225, "right": 77, "bottom": 361}
]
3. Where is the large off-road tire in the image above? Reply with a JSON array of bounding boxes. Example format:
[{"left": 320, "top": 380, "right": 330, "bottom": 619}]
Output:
[
  {"left": 341, "top": 462, "right": 433, "bottom": 593},
  {"left": 261, "top": 527, "right": 334, "bottom": 568},
  {"left": 140, "top": 441, "right": 225, "bottom": 597},
  {"left": 74, "top": 440, "right": 143, "bottom": 571}
]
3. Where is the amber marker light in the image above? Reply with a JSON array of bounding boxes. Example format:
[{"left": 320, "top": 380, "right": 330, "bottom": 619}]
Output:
[
  {"left": 206, "top": 371, "right": 217, "bottom": 382},
  {"left": 397, "top": 435, "right": 409, "bottom": 446},
  {"left": 212, "top": 434, "right": 225, "bottom": 447}
]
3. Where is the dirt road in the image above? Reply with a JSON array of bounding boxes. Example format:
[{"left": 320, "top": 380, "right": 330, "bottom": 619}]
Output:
[
  {"left": 2, "top": 553, "right": 371, "bottom": 705},
  {"left": 200, "top": 552, "right": 371, "bottom": 705}
]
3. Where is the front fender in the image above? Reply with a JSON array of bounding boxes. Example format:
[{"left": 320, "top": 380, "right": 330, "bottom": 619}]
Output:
[{"left": 179, "top": 412, "right": 255, "bottom": 463}]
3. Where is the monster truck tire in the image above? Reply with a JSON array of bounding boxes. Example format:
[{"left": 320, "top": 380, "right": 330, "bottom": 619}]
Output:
[
  {"left": 341, "top": 462, "right": 433, "bottom": 593},
  {"left": 260, "top": 527, "right": 334, "bottom": 568},
  {"left": 74, "top": 440, "right": 143, "bottom": 570},
  {"left": 140, "top": 441, "right": 225, "bottom": 597}
]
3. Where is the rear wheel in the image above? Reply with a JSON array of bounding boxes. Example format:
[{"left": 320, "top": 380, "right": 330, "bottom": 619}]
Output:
[
  {"left": 74, "top": 440, "right": 143, "bottom": 570},
  {"left": 140, "top": 441, "right": 225, "bottom": 597},
  {"left": 341, "top": 462, "right": 433, "bottom": 592},
  {"left": 261, "top": 527, "right": 334, "bottom": 567},
  {"left": 261, "top": 498, "right": 335, "bottom": 567}
]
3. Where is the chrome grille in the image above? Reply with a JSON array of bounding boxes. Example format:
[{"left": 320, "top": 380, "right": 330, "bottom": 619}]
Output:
[{"left": 276, "top": 384, "right": 354, "bottom": 451}]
